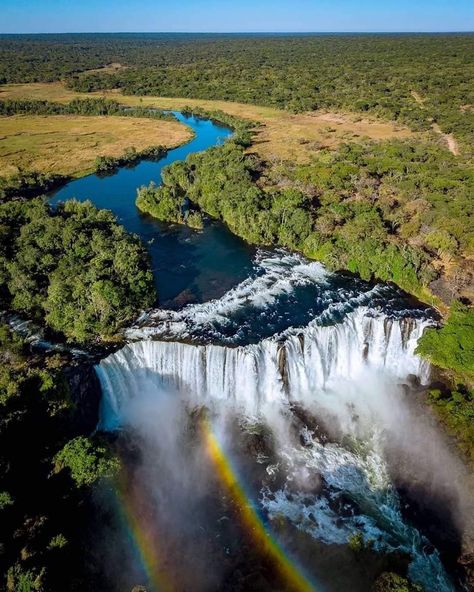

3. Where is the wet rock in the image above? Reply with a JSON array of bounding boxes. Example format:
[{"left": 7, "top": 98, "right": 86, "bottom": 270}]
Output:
[
  {"left": 290, "top": 403, "right": 332, "bottom": 444},
  {"left": 63, "top": 362, "right": 102, "bottom": 433}
]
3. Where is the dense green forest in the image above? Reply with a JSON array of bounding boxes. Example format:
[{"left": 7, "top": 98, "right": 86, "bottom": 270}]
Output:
[
  {"left": 0, "top": 33, "right": 472, "bottom": 591},
  {"left": 0, "top": 97, "right": 174, "bottom": 120},
  {"left": 0, "top": 198, "right": 156, "bottom": 343},
  {"left": 0, "top": 324, "right": 119, "bottom": 590},
  {"left": 1, "top": 33, "right": 473, "bottom": 148},
  {"left": 0, "top": 172, "right": 68, "bottom": 202}
]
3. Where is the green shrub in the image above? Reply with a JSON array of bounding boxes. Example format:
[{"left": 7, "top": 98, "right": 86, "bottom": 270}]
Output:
[
  {"left": 373, "top": 572, "right": 422, "bottom": 592},
  {"left": 47, "top": 534, "right": 68, "bottom": 550},
  {"left": 0, "top": 490, "right": 14, "bottom": 510},
  {"left": 54, "top": 436, "right": 120, "bottom": 487},
  {"left": 348, "top": 532, "right": 364, "bottom": 553},
  {"left": 6, "top": 564, "right": 45, "bottom": 592},
  {"left": 416, "top": 302, "right": 474, "bottom": 380}
]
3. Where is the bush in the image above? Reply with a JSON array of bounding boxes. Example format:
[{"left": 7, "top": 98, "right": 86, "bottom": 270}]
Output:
[
  {"left": 373, "top": 572, "right": 422, "bottom": 592},
  {"left": 348, "top": 532, "right": 364, "bottom": 553},
  {"left": 0, "top": 490, "right": 14, "bottom": 509},
  {"left": 54, "top": 436, "right": 120, "bottom": 487},
  {"left": 6, "top": 564, "right": 45, "bottom": 592},
  {"left": 416, "top": 302, "right": 474, "bottom": 380}
]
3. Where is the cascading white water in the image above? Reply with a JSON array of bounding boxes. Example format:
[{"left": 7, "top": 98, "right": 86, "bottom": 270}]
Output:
[{"left": 98, "top": 306, "right": 431, "bottom": 429}]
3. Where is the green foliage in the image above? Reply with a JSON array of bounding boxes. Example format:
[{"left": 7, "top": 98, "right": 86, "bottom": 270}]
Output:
[
  {"left": 186, "top": 211, "right": 204, "bottom": 229},
  {"left": 136, "top": 182, "right": 184, "bottom": 224},
  {"left": 94, "top": 144, "right": 167, "bottom": 173},
  {"left": 348, "top": 532, "right": 365, "bottom": 553},
  {"left": 6, "top": 564, "right": 45, "bottom": 592},
  {"left": 0, "top": 490, "right": 14, "bottom": 510},
  {"left": 181, "top": 105, "right": 258, "bottom": 140},
  {"left": 428, "top": 387, "right": 474, "bottom": 461},
  {"left": 0, "top": 324, "right": 29, "bottom": 407},
  {"left": 0, "top": 324, "right": 115, "bottom": 589},
  {"left": 1, "top": 34, "right": 472, "bottom": 145},
  {"left": 0, "top": 198, "right": 155, "bottom": 342},
  {"left": 0, "top": 171, "right": 68, "bottom": 202},
  {"left": 47, "top": 534, "right": 68, "bottom": 550},
  {"left": 140, "top": 137, "right": 463, "bottom": 300},
  {"left": 416, "top": 303, "right": 474, "bottom": 379},
  {"left": 0, "top": 97, "right": 175, "bottom": 121},
  {"left": 373, "top": 572, "right": 422, "bottom": 592},
  {"left": 416, "top": 303, "right": 474, "bottom": 457},
  {"left": 54, "top": 436, "right": 120, "bottom": 487}
]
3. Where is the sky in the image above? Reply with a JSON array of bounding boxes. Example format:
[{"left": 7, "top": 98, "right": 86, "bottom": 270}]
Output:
[{"left": 0, "top": 0, "right": 473, "bottom": 34}]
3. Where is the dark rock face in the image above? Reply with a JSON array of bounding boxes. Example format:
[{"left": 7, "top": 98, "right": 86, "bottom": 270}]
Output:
[
  {"left": 459, "top": 551, "right": 474, "bottom": 591},
  {"left": 63, "top": 363, "right": 102, "bottom": 433}
]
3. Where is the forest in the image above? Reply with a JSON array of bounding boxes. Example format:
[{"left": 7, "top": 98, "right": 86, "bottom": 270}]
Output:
[
  {"left": 0, "top": 322, "right": 120, "bottom": 591},
  {"left": 1, "top": 33, "right": 473, "bottom": 149},
  {"left": 0, "top": 197, "right": 156, "bottom": 588},
  {"left": 137, "top": 132, "right": 473, "bottom": 304},
  {"left": 0, "top": 97, "right": 174, "bottom": 120}
]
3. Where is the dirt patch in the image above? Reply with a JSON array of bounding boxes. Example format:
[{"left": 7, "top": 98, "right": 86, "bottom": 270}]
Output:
[
  {"left": 78, "top": 62, "right": 128, "bottom": 76},
  {"left": 411, "top": 90, "right": 425, "bottom": 105},
  {"left": 253, "top": 110, "right": 413, "bottom": 163}
]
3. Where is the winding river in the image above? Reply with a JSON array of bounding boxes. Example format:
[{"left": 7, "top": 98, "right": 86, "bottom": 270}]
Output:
[
  {"left": 50, "top": 112, "right": 469, "bottom": 591},
  {"left": 50, "top": 112, "right": 255, "bottom": 307}
]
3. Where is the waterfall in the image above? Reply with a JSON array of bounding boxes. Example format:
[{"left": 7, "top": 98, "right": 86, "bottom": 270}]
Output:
[
  {"left": 97, "top": 306, "right": 431, "bottom": 429},
  {"left": 96, "top": 307, "right": 461, "bottom": 592},
  {"left": 94, "top": 250, "right": 465, "bottom": 592}
]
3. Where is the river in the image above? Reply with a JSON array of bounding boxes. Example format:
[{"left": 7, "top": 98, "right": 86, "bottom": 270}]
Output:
[{"left": 50, "top": 112, "right": 255, "bottom": 307}]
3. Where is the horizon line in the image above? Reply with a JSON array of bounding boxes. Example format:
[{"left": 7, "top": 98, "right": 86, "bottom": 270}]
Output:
[{"left": 1, "top": 30, "right": 473, "bottom": 35}]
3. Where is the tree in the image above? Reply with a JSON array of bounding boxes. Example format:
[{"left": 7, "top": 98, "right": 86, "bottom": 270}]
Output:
[{"left": 53, "top": 436, "right": 120, "bottom": 488}]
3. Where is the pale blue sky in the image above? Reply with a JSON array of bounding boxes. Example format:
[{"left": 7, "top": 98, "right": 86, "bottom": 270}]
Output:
[{"left": 0, "top": 0, "right": 473, "bottom": 34}]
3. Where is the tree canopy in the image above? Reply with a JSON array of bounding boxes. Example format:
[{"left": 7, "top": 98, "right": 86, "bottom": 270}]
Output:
[{"left": 0, "top": 198, "right": 155, "bottom": 342}]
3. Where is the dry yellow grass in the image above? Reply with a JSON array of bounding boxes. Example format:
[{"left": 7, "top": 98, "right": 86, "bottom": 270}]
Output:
[
  {"left": 0, "top": 82, "right": 415, "bottom": 163},
  {"left": 0, "top": 113, "right": 192, "bottom": 178}
]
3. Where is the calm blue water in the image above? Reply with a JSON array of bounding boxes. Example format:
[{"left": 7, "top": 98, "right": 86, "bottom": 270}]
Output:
[{"left": 49, "top": 113, "right": 256, "bottom": 307}]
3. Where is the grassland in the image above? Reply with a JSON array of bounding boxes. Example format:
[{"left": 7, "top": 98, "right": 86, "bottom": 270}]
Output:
[
  {"left": 0, "top": 111, "right": 191, "bottom": 179},
  {"left": 0, "top": 82, "right": 416, "bottom": 164}
]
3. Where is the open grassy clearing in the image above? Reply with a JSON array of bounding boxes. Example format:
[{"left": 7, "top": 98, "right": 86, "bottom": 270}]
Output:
[
  {"left": 0, "top": 82, "right": 415, "bottom": 163},
  {"left": 0, "top": 113, "right": 192, "bottom": 178}
]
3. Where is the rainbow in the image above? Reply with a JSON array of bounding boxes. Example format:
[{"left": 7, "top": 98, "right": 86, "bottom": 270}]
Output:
[
  {"left": 200, "top": 415, "right": 317, "bottom": 592},
  {"left": 113, "top": 415, "right": 318, "bottom": 592},
  {"left": 114, "top": 472, "right": 175, "bottom": 592}
]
